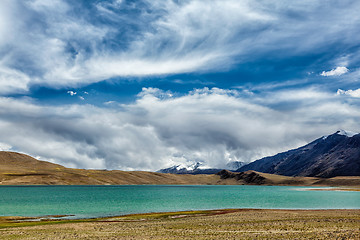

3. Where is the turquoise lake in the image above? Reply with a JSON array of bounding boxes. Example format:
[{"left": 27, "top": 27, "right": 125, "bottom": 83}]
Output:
[{"left": 0, "top": 185, "right": 359, "bottom": 219}]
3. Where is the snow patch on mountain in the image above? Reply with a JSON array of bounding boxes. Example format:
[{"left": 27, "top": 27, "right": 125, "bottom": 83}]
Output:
[
  {"left": 226, "top": 161, "right": 246, "bottom": 171},
  {"left": 175, "top": 162, "right": 203, "bottom": 171},
  {"left": 336, "top": 129, "right": 358, "bottom": 137},
  {"left": 158, "top": 160, "right": 247, "bottom": 174},
  {"left": 323, "top": 130, "right": 358, "bottom": 139}
]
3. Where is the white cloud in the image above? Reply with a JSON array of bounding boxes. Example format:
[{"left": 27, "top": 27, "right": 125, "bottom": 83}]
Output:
[
  {"left": 104, "top": 101, "right": 116, "bottom": 105},
  {"left": 0, "top": 142, "right": 12, "bottom": 151},
  {"left": 264, "top": 88, "right": 330, "bottom": 102},
  {"left": 0, "top": 87, "right": 359, "bottom": 170},
  {"left": 337, "top": 88, "right": 360, "bottom": 98},
  {"left": 321, "top": 66, "right": 349, "bottom": 76},
  {"left": 0, "top": 65, "right": 32, "bottom": 94},
  {"left": 67, "top": 91, "right": 77, "bottom": 96}
]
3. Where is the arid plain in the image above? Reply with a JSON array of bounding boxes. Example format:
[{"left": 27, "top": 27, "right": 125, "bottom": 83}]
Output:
[{"left": 1, "top": 209, "right": 359, "bottom": 239}]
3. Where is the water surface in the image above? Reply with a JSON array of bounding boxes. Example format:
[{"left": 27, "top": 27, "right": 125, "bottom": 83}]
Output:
[{"left": 0, "top": 185, "right": 359, "bottom": 219}]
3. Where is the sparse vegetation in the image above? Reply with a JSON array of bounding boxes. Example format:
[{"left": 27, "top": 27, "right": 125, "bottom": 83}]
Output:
[{"left": 1, "top": 209, "right": 359, "bottom": 239}]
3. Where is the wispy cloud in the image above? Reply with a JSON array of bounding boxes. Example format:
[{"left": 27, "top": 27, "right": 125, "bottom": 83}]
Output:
[
  {"left": 1, "top": 0, "right": 360, "bottom": 94},
  {"left": 0, "top": 65, "right": 31, "bottom": 94},
  {"left": 337, "top": 88, "right": 360, "bottom": 98}
]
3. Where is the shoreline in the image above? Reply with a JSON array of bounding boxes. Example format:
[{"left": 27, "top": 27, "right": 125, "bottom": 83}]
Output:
[
  {"left": 1, "top": 207, "right": 360, "bottom": 226},
  {"left": 295, "top": 186, "right": 360, "bottom": 192},
  {"left": 0, "top": 183, "right": 359, "bottom": 187}
]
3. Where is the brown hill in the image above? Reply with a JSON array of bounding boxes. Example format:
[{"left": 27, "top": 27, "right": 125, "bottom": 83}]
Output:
[
  {"left": 0, "top": 151, "right": 65, "bottom": 171},
  {"left": 1, "top": 151, "right": 360, "bottom": 187},
  {"left": 0, "top": 151, "right": 232, "bottom": 185}
]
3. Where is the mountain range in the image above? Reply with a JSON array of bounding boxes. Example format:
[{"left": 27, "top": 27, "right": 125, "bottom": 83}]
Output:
[
  {"left": 237, "top": 130, "right": 360, "bottom": 177},
  {"left": 0, "top": 150, "right": 359, "bottom": 186},
  {"left": 158, "top": 130, "right": 360, "bottom": 178}
]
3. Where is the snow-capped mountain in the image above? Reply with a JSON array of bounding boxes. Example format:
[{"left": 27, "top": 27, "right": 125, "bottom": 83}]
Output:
[
  {"left": 238, "top": 130, "right": 360, "bottom": 177},
  {"left": 323, "top": 129, "right": 358, "bottom": 139},
  {"left": 226, "top": 161, "right": 246, "bottom": 170},
  {"left": 158, "top": 162, "right": 222, "bottom": 174},
  {"left": 158, "top": 161, "right": 246, "bottom": 175}
]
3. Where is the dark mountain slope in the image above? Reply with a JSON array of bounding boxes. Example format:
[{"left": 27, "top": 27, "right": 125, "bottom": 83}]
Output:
[{"left": 238, "top": 131, "right": 360, "bottom": 177}]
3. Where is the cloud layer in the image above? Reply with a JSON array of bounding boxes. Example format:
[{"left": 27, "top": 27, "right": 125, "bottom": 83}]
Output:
[
  {"left": 0, "top": 87, "right": 359, "bottom": 170},
  {"left": 1, "top": 0, "right": 360, "bottom": 94}
]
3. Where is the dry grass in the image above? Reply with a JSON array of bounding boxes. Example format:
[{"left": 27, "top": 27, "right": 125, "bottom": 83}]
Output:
[{"left": 1, "top": 209, "right": 359, "bottom": 239}]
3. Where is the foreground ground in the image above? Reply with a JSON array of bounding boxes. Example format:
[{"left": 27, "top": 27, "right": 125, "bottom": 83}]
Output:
[{"left": 1, "top": 209, "right": 359, "bottom": 239}]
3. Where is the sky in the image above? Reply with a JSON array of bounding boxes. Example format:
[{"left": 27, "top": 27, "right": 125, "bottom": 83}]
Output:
[{"left": 0, "top": 0, "right": 360, "bottom": 170}]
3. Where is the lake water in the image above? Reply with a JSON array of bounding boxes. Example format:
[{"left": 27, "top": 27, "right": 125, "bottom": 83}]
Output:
[{"left": 0, "top": 185, "right": 359, "bottom": 219}]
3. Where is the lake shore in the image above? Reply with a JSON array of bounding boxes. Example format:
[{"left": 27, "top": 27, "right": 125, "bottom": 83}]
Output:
[
  {"left": 307, "top": 187, "right": 360, "bottom": 192},
  {"left": 1, "top": 209, "right": 359, "bottom": 239}
]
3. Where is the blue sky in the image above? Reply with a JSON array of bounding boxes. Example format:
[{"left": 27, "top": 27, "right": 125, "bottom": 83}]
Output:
[{"left": 0, "top": 0, "right": 360, "bottom": 170}]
